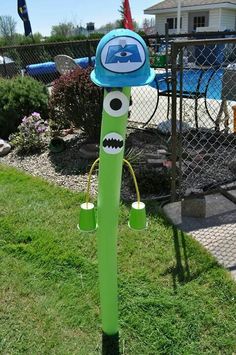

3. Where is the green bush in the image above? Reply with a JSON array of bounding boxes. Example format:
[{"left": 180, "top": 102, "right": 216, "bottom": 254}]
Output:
[
  {"left": 49, "top": 67, "right": 103, "bottom": 141},
  {"left": 0, "top": 76, "right": 49, "bottom": 139}
]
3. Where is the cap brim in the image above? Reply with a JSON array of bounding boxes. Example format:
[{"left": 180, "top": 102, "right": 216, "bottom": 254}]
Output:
[{"left": 90, "top": 68, "right": 156, "bottom": 88}]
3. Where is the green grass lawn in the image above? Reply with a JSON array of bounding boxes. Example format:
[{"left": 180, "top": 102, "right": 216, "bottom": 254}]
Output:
[{"left": 0, "top": 164, "right": 235, "bottom": 355}]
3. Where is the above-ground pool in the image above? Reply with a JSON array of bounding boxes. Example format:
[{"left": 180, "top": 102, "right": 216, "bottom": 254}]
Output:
[
  {"left": 26, "top": 56, "right": 95, "bottom": 76},
  {"left": 150, "top": 68, "right": 224, "bottom": 100}
]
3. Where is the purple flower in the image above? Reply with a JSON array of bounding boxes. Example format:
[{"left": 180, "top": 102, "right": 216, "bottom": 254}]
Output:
[
  {"left": 22, "top": 116, "right": 28, "bottom": 124},
  {"left": 32, "top": 112, "right": 41, "bottom": 118},
  {"left": 34, "top": 121, "right": 41, "bottom": 127},
  {"left": 36, "top": 126, "right": 46, "bottom": 133}
]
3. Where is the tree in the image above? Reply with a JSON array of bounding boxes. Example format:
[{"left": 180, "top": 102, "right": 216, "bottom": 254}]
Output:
[
  {"left": 96, "top": 21, "right": 120, "bottom": 34},
  {"left": 118, "top": 2, "right": 124, "bottom": 28},
  {"left": 51, "top": 22, "right": 75, "bottom": 37},
  {"left": 0, "top": 16, "right": 17, "bottom": 41},
  {"left": 142, "top": 17, "right": 156, "bottom": 34},
  {"left": 129, "top": 19, "right": 139, "bottom": 32},
  {"left": 97, "top": 18, "right": 139, "bottom": 34},
  {"left": 13, "top": 31, "right": 43, "bottom": 45}
]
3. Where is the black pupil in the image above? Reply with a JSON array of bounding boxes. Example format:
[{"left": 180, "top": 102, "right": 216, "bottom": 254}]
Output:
[
  {"left": 120, "top": 52, "right": 127, "bottom": 57},
  {"left": 110, "top": 98, "right": 122, "bottom": 111}
]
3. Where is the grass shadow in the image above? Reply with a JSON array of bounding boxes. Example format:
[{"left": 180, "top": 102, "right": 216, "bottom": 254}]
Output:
[
  {"left": 162, "top": 226, "right": 220, "bottom": 292},
  {"left": 172, "top": 226, "right": 191, "bottom": 290}
]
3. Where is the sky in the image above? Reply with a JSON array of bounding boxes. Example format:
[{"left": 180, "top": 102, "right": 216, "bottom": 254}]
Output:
[{"left": 0, "top": 0, "right": 158, "bottom": 36}]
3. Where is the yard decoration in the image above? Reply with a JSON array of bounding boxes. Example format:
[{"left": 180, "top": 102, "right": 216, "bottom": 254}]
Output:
[{"left": 79, "top": 28, "right": 155, "bottom": 350}]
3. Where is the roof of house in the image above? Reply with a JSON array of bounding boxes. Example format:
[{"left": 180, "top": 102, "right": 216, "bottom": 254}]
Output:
[{"left": 145, "top": 0, "right": 236, "bottom": 12}]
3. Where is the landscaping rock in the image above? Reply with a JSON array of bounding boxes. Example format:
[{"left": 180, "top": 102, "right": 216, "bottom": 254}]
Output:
[
  {"left": 0, "top": 139, "right": 11, "bottom": 157},
  {"left": 192, "top": 155, "right": 204, "bottom": 164},
  {"left": 158, "top": 144, "right": 169, "bottom": 151},
  {"left": 62, "top": 128, "right": 74, "bottom": 136},
  {"left": 145, "top": 152, "right": 167, "bottom": 160},
  {"left": 157, "top": 120, "right": 190, "bottom": 134},
  {"left": 145, "top": 153, "right": 158, "bottom": 160},
  {"left": 147, "top": 158, "right": 165, "bottom": 167},
  {"left": 157, "top": 149, "right": 168, "bottom": 156},
  {"left": 78, "top": 143, "right": 99, "bottom": 160},
  {"left": 144, "top": 144, "right": 157, "bottom": 151},
  {"left": 184, "top": 160, "right": 202, "bottom": 173},
  {"left": 185, "top": 188, "right": 203, "bottom": 196},
  {"left": 228, "top": 160, "right": 236, "bottom": 174},
  {"left": 201, "top": 153, "right": 214, "bottom": 162},
  {"left": 163, "top": 160, "right": 173, "bottom": 169}
]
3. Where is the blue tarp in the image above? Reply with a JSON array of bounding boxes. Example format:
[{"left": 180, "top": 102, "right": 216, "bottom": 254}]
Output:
[
  {"left": 75, "top": 56, "right": 95, "bottom": 68},
  {"left": 26, "top": 56, "right": 95, "bottom": 76},
  {"left": 26, "top": 61, "right": 56, "bottom": 75}
]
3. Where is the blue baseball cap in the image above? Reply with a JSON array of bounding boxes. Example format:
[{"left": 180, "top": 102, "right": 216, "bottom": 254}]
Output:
[{"left": 91, "top": 28, "right": 155, "bottom": 87}]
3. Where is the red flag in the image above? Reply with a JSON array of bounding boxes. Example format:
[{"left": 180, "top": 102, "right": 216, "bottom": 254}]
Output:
[{"left": 123, "top": 0, "right": 134, "bottom": 30}]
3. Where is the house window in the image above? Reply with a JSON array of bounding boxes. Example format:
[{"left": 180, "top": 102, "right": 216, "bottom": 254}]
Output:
[
  {"left": 166, "top": 17, "right": 182, "bottom": 30},
  {"left": 193, "top": 16, "right": 205, "bottom": 30}
]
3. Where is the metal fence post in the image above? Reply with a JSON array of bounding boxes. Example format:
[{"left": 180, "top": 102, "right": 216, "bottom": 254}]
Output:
[
  {"left": 86, "top": 40, "right": 92, "bottom": 66},
  {"left": 171, "top": 43, "right": 178, "bottom": 202},
  {"left": 178, "top": 46, "right": 184, "bottom": 199}
]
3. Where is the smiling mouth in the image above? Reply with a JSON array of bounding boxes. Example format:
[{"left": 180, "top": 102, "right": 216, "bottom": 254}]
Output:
[{"left": 102, "top": 133, "right": 124, "bottom": 154}]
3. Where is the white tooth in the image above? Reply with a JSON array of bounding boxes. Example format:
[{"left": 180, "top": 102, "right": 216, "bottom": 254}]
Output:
[{"left": 103, "top": 132, "right": 123, "bottom": 154}]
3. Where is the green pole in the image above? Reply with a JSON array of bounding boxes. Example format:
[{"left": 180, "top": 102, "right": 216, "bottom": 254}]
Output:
[{"left": 97, "top": 87, "right": 131, "bottom": 335}]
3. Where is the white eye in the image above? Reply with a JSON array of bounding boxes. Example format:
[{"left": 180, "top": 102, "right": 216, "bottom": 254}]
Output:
[{"left": 103, "top": 91, "right": 129, "bottom": 117}]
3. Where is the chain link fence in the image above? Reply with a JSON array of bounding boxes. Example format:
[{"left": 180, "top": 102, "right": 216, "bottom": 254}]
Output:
[
  {"left": 0, "top": 36, "right": 169, "bottom": 127},
  {"left": 169, "top": 37, "right": 236, "bottom": 276},
  {"left": 0, "top": 39, "right": 99, "bottom": 84},
  {"left": 170, "top": 37, "right": 236, "bottom": 197}
]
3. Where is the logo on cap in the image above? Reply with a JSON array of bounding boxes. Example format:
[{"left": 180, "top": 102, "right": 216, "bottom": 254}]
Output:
[{"left": 101, "top": 36, "right": 145, "bottom": 73}]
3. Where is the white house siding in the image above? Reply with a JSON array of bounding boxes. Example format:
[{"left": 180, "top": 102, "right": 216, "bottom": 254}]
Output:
[
  {"left": 208, "top": 8, "right": 221, "bottom": 29},
  {"left": 220, "top": 9, "right": 236, "bottom": 30},
  {"left": 154, "top": 7, "right": 236, "bottom": 34},
  {"left": 155, "top": 13, "right": 167, "bottom": 34},
  {"left": 155, "top": 11, "right": 188, "bottom": 34},
  {"left": 181, "top": 12, "right": 189, "bottom": 33}
]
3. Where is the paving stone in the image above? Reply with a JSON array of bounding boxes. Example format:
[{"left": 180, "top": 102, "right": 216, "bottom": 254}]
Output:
[
  {"left": 231, "top": 269, "right": 236, "bottom": 279},
  {"left": 181, "top": 196, "right": 206, "bottom": 218},
  {"left": 225, "top": 190, "right": 236, "bottom": 203},
  {"left": 162, "top": 193, "right": 236, "bottom": 280}
]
